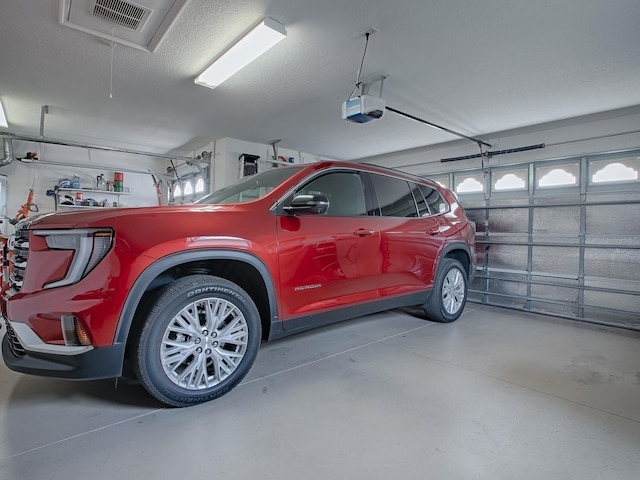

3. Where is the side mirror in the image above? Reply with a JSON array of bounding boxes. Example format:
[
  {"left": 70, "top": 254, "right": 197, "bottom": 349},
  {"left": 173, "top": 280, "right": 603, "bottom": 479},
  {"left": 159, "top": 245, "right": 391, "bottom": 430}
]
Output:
[{"left": 283, "top": 194, "right": 329, "bottom": 215}]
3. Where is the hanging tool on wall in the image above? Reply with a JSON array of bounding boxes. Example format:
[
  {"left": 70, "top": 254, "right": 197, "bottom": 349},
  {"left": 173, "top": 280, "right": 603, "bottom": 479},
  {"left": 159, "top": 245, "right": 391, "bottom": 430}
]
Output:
[
  {"left": 10, "top": 189, "right": 39, "bottom": 225},
  {"left": 150, "top": 173, "right": 163, "bottom": 206},
  {"left": 269, "top": 140, "right": 282, "bottom": 168},
  {"left": 10, "top": 149, "right": 40, "bottom": 224}
]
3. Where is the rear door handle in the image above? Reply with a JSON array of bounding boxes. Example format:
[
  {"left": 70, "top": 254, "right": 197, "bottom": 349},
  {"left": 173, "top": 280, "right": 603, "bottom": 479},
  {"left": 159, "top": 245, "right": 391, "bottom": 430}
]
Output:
[
  {"left": 354, "top": 228, "right": 374, "bottom": 237},
  {"left": 427, "top": 227, "right": 440, "bottom": 236}
]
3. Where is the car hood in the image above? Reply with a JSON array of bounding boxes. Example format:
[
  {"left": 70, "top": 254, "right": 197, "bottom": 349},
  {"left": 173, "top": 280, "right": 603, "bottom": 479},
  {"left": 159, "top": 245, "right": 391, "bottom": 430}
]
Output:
[{"left": 22, "top": 204, "right": 238, "bottom": 229}]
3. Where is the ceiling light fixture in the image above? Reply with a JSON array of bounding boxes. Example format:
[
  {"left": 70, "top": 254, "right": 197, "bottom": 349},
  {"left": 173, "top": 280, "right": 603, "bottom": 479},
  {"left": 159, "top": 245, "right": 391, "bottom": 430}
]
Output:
[
  {"left": 0, "top": 99, "right": 8, "bottom": 128},
  {"left": 195, "top": 17, "right": 287, "bottom": 90}
]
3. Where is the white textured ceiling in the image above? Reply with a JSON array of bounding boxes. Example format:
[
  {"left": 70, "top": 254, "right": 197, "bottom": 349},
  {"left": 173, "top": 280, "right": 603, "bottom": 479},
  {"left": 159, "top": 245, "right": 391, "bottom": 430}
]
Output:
[{"left": 1, "top": 0, "right": 639, "bottom": 160}]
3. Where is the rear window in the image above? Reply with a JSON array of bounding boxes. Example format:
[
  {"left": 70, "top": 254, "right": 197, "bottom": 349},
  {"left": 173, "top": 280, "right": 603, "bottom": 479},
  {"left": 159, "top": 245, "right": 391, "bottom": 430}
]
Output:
[
  {"left": 418, "top": 184, "right": 448, "bottom": 215},
  {"left": 369, "top": 174, "right": 418, "bottom": 217}
]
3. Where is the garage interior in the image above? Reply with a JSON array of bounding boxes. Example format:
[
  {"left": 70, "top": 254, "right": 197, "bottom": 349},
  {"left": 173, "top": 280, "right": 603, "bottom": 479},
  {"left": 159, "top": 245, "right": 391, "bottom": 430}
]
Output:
[{"left": 0, "top": 0, "right": 639, "bottom": 478}]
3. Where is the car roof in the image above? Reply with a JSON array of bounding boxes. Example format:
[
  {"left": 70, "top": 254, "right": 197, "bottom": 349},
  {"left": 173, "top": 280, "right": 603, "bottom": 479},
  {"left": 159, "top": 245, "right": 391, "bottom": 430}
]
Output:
[{"left": 299, "top": 160, "right": 443, "bottom": 190}]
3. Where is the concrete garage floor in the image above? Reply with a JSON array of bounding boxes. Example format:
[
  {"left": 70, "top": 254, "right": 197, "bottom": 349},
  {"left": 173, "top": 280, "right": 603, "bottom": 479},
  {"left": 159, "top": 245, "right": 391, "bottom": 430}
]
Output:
[{"left": 0, "top": 305, "right": 639, "bottom": 479}]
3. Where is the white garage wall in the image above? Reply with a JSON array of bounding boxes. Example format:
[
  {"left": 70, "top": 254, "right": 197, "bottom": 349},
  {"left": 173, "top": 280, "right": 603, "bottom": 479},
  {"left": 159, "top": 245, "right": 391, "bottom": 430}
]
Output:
[
  {"left": 0, "top": 139, "right": 169, "bottom": 235},
  {"left": 360, "top": 106, "right": 640, "bottom": 176},
  {"left": 209, "top": 138, "right": 332, "bottom": 190}
]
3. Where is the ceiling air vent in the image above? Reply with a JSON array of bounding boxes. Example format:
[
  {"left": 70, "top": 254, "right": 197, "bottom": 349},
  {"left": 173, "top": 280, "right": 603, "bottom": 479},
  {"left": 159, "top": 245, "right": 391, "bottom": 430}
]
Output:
[
  {"left": 91, "top": 0, "right": 151, "bottom": 31},
  {"left": 59, "top": 0, "right": 187, "bottom": 52}
]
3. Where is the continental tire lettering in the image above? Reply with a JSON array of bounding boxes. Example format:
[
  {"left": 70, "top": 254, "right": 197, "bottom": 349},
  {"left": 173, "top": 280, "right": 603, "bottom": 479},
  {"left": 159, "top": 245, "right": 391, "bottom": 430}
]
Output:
[{"left": 188, "top": 286, "right": 223, "bottom": 297}]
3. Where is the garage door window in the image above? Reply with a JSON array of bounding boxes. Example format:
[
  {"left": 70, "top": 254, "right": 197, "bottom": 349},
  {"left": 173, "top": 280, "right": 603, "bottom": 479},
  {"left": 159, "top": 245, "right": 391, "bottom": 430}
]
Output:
[
  {"left": 493, "top": 169, "right": 528, "bottom": 192},
  {"left": 536, "top": 163, "right": 579, "bottom": 188},
  {"left": 589, "top": 157, "right": 639, "bottom": 185},
  {"left": 454, "top": 173, "right": 485, "bottom": 194},
  {"left": 170, "top": 172, "right": 209, "bottom": 204}
]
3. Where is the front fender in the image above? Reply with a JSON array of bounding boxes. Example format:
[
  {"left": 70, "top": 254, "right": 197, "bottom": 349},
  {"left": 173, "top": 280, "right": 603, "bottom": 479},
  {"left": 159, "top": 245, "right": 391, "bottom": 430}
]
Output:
[{"left": 112, "top": 249, "right": 279, "bottom": 345}]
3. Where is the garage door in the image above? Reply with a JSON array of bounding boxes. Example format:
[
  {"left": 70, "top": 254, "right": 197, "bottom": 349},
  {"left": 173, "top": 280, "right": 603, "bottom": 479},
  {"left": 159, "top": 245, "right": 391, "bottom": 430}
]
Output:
[{"left": 430, "top": 149, "right": 640, "bottom": 330}]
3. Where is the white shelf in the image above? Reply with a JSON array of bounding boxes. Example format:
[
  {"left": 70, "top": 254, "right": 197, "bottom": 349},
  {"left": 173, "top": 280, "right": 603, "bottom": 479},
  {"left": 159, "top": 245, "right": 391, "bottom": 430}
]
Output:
[
  {"left": 57, "top": 204, "right": 112, "bottom": 209},
  {"left": 57, "top": 188, "right": 132, "bottom": 195},
  {"left": 56, "top": 188, "right": 132, "bottom": 210}
]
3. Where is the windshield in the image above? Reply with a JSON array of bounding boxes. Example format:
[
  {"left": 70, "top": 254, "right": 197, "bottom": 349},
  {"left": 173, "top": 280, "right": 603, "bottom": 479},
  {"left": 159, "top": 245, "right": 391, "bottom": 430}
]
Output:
[{"left": 195, "top": 166, "right": 304, "bottom": 205}]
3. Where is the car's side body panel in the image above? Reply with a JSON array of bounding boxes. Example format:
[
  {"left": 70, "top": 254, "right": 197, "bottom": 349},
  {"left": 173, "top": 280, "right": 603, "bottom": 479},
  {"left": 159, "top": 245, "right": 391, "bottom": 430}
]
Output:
[{"left": 1, "top": 161, "right": 476, "bottom": 392}]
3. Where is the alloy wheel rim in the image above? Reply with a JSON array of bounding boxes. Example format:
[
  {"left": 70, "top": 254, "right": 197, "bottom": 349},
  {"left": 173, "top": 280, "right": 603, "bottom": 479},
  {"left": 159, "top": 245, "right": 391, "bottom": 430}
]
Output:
[
  {"left": 160, "top": 297, "right": 249, "bottom": 390},
  {"left": 441, "top": 268, "right": 465, "bottom": 314}
]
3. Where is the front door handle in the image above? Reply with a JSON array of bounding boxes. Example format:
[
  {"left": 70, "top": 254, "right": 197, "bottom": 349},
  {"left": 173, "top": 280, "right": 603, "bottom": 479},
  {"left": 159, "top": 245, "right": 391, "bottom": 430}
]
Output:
[
  {"left": 426, "top": 227, "right": 440, "bottom": 236},
  {"left": 354, "top": 228, "right": 374, "bottom": 237}
]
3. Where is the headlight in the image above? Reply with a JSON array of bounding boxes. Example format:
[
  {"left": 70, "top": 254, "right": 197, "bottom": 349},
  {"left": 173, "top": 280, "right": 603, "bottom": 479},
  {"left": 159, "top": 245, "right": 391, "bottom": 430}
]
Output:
[{"left": 33, "top": 229, "right": 114, "bottom": 289}]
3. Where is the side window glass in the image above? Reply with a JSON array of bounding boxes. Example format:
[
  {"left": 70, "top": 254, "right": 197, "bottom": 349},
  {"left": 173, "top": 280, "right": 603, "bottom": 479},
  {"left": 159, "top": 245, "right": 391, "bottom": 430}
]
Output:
[
  {"left": 410, "top": 182, "right": 431, "bottom": 217},
  {"left": 370, "top": 174, "right": 418, "bottom": 217},
  {"left": 419, "top": 184, "right": 447, "bottom": 214},
  {"left": 296, "top": 172, "right": 367, "bottom": 216}
]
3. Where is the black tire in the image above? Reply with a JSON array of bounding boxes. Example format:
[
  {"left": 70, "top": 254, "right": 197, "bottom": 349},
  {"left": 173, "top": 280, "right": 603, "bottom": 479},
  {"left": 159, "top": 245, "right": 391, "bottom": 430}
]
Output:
[
  {"left": 423, "top": 258, "right": 468, "bottom": 323},
  {"left": 133, "top": 275, "right": 261, "bottom": 407}
]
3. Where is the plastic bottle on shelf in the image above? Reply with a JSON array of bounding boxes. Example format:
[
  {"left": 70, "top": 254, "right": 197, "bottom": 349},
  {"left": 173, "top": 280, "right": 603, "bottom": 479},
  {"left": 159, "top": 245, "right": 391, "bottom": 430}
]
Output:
[{"left": 96, "top": 174, "right": 106, "bottom": 191}]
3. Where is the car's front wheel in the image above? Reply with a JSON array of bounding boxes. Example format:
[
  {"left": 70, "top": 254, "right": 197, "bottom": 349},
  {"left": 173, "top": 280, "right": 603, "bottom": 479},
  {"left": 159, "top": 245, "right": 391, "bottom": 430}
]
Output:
[
  {"left": 423, "top": 258, "right": 468, "bottom": 323},
  {"left": 133, "top": 275, "right": 261, "bottom": 407}
]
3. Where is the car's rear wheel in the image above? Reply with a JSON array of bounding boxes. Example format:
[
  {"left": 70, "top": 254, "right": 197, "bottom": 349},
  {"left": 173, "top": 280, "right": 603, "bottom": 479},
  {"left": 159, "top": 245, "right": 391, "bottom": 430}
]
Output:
[
  {"left": 423, "top": 258, "right": 467, "bottom": 323},
  {"left": 133, "top": 275, "right": 261, "bottom": 407}
]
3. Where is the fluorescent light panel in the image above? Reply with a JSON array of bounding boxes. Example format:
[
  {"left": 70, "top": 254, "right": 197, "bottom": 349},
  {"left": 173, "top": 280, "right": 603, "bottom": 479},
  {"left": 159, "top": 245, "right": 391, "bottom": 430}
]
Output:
[
  {"left": 0, "top": 99, "right": 7, "bottom": 128},
  {"left": 195, "top": 17, "right": 286, "bottom": 89}
]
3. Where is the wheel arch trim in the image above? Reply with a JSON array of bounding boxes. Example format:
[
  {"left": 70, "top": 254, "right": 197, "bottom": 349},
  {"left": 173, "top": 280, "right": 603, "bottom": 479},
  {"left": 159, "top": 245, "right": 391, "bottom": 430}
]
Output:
[
  {"left": 113, "top": 249, "right": 279, "bottom": 345},
  {"left": 440, "top": 242, "right": 475, "bottom": 276}
]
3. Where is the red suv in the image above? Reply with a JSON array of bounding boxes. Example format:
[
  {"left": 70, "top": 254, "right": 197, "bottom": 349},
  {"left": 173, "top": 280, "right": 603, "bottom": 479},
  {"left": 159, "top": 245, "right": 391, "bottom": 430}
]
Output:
[{"left": 2, "top": 161, "right": 476, "bottom": 406}]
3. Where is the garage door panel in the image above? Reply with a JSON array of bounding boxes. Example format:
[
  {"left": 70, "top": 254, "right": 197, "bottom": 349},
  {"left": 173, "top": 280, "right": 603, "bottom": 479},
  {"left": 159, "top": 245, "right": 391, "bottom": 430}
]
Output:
[
  {"left": 533, "top": 206, "right": 580, "bottom": 235},
  {"left": 584, "top": 248, "right": 640, "bottom": 281},
  {"left": 486, "top": 244, "right": 529, "bottom": 271},
  {"left": 532, "top": 246, "right": 579, "bottom": 276},
  {"left": 587, "top": 204, "right": 639, "bottom": 235},
  {"left": 475, "top": 278, "right": 528, "bottom": 308},
  {"left": 489, "top": 208, "right": 529, "bottom": 234},
  {"left": 531, "top": 283, "right": 579, "bottom": 303},
  {"left": 530, "top": 283, "right": 580, "bottom": 317},
  {"left": 529, "top": 300, "right": 580, "bottom": 317},
  {"left": 584, "top": 290, "right": 639, "bottom": 320}
]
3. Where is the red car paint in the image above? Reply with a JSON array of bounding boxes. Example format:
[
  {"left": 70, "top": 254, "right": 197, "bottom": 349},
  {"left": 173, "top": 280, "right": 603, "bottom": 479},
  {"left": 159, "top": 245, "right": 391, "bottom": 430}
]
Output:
[{"left": 2, "top": 161, "right": 476, "bottom": 385}]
